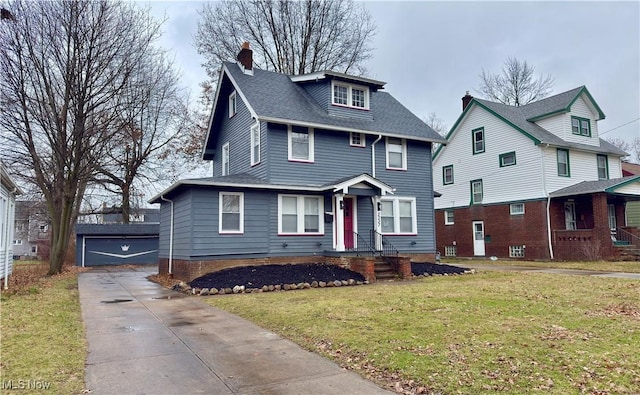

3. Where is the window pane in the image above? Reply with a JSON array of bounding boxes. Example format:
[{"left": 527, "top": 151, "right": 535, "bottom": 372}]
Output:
[
  {"left": 333, "top": 85, "right": 348, "bottom": 105},
  {"left": 282, "top": 196, "right": 297, "bottom": 214},
  {"left": 474, "top": 130, "right": 484, "bottom": 152},
  {"left": 572, "top": 118, "right": 580, "bottom": 134},
  {"left": 581, "top": 120, "right": 589, "bottom": 135},
  {"left": 222, "top": 195, "right": 239, "bottom": 213},
  {"left": 352, "top": 88, "right": 365, "bottom": 107},
  {"left": 389, "top": 152, "right": 403, "bottom": 168},
  {"left": 381, "top": 201, "right": 394, "bottom": 233},
  {"left": 282, "top": 215, "right": 297, "bottom": 232},
  {"left": 222, "top": 213, "right": 240, "bottom": 230},
  {"left": 472, "top": 181, "right": 483, "bottom": 203},
  {"left": 399, "top": 201, "right": 413, "bottom": 233},
  {"left": 400, "top": 218, "right": 413, "bottom": 233},
  {"left": 291, "top": 131, "right": 309, "bottom": 160},
  {"left": 304, "top": 215, "right": 319, "bottom": 232},
  {"left": 399, "top": 201, "right": 412, "bottom": 216}
]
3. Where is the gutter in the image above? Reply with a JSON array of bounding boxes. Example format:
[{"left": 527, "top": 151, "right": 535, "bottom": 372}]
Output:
[{"left": 160, "top": 195, "right": 174, "bottom": 275}]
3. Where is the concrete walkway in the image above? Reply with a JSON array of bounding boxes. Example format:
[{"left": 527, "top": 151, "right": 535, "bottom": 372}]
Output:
[
  {"left": 458, "top": 262, "right": 640, "bottom": 280},
  {"left": 79, "top": 266, "right": 393, "bottom": 395}
]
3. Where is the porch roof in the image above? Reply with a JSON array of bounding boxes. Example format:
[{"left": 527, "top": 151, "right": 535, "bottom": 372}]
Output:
[
  {"left": 149, "top": 173, "right": 399, "bottom": 203},
  {"left": 549, "top": 175, "right": 640, "bottom": 199}
]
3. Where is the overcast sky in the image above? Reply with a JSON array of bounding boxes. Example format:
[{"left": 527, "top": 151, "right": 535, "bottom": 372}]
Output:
[{"left": 148, "top": 1, "right": 640, "bottom": 143}]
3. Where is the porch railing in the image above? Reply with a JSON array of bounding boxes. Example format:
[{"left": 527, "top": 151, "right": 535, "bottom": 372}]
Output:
[
  {"left": 370, "top": 230, "right": 399, "bottom": 264},
  {"left": 616, "top": 227, "right": 640, "bottom": 248},
  {"left": 347, "top": 231, "right": 375, "bottom": 257}
]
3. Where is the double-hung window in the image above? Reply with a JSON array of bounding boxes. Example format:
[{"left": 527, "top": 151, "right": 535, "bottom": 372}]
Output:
[
  {"left": 278, "top": 195, "right": 323, "bottom": 234},
  {"left": 571, "top": 116, "right": 590, "bottom": 136},
  {"left": 472, "top": 127, "right": 485, "bottom": 154},
  {"left": 222, "top": 142, "right": 230, "bottom": 176},
  {"left": 350, "top": 132, "right": 365, "bottom": 147},
  {"left": 597, "top": 154, "right": 608, "bottom": 180},
  {"left": 380, "top": 197, "right": 417, "bottom": 234},
  {"left": 251, "top": 123, "right": 260, "bottom": 165},
  {"left": 444, "top": 210, "right": 454, "bottom": 225},
  {"left": 331, "top": 81, "right": 369, "bottom": 110},
  {"left": 510, "top": 203, "right": 525, "bottom": 215},
  {"left": 557, "top": 148, "right": 570, "bottom": 177},
  {"left": 443, "top": 165, "right": 453, "bottom": 185},
  {"left": 288, "top": 126, "right": 314, "bottom": 162},
  {"left": 386, "top": 137, "right": 407, "bottom": 170},
  {"left": 470, "top": 179, "right": 483, "bottom": 204},
  {"left": 228, "top": 91, "right": 237, "bottom": 118},
  {"left": 219, "top": 192, "right": 243, "bottom": 234}
]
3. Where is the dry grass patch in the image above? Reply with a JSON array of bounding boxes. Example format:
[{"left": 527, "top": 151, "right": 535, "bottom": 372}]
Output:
[
  {"left": 1, "top": 266, "right": 86, "bottom": 394},
  {"left": 445, "top": 259, "right": 640, "bottom": 273},
  {"left": 206, "top": 271, "right": 640, "bottom": 394}
]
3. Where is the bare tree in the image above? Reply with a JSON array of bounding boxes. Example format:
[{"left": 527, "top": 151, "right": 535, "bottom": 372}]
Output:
[
  {"left": 424, "top": 112, "right": 448, "bottom": 136},
  {"left": 92, "top": 53, "right": 192, "bottom": 223},
  {"left": 195, "top": 0, "right": 376, "bottom": 79},
  {"left": 606, "top": 136, "right": 640, "bottom": 164},
  {"left": 0, "top": 0, "right": 165, "bottom": 274},
  {"left": 477, "top": 57, "right": 554, "bottom": 106}
]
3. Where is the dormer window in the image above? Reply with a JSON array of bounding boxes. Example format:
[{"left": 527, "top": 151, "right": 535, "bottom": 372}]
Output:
[
  {"left": 332, "top": 81, "right": 369, "bottom": 110},
  {"left": 571, "top": 116, "right": 590, "bottom": 137}
]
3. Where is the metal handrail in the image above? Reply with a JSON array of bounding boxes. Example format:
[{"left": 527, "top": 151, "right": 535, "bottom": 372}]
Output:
[
  {"left": 370, "top": 230, "right": 399, "bottom": 263},
  {"left": 346, "top": 231, "right": 375, "bottom": 256},
  {"left": 616, "top": 227, "right": 640, "bottom": 248}
]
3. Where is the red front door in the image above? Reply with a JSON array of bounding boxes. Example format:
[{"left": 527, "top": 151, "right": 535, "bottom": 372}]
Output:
[{"left": 343, "top": 197, "right": 354, "bottom": 249}]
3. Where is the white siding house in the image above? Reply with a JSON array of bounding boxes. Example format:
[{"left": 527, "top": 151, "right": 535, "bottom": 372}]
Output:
[
  {"left": 1, "top": 163, "right": 22, "bottom": 288},
  {"left": 433, "top": 86, "right": 640, "bottom": 261}
]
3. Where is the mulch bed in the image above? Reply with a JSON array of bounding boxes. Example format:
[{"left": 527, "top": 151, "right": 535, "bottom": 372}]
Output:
[{"left": 188, "top": 262, "right": 468, "bottom": 290}]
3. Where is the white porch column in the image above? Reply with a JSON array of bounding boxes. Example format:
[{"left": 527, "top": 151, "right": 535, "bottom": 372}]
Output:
[
  {"left": 372, "top": 196, "right": 382, "bottom": 250},
  {"left": 335, "top": 194, "right": 345, "bottom": 251}
]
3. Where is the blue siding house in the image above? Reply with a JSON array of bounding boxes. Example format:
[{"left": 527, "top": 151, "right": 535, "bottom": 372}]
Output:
[{"left": 150, "top": 43, "right": 446, "bottom": 281}]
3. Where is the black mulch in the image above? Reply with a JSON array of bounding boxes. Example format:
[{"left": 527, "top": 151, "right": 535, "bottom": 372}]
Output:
[
  {"left": 189, "top": 263, "right": 365, "bottom": 290},
  {"left": 188, "top": 262, "right": 469, "bottom": 290},
  {"left": 411, "top": 262, "right": 468, "bottom": 276}
]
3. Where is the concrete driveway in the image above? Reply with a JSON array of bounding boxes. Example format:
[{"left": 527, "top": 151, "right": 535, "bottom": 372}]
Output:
[{"left": 79, "top": 266, "right": 393, "bottom": 395}]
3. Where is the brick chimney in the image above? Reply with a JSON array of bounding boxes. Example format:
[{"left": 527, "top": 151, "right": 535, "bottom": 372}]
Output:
[
  {"left": 237, "top": 41, "right": 253, "bottom": 71},
  {"left": 462, "top": 91, "right": 473, "bottom": 111}
]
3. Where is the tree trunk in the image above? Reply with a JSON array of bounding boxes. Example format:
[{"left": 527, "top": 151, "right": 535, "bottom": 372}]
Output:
[{"left": 47, "top": 198, "right": 74, "bottom": 275}]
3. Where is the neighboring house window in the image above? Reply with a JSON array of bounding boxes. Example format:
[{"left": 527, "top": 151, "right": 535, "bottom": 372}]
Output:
[
  {"left": 251, "top": 123, "right": 261, "bottom": 165},
  {"left": 444, "top": 246, "right": 457, "bottom": 257},
  {"left": 13, "top": 239, "right": 22, "bottom": 245},
  {"left": 597, "top": 154, "right": 608, "bottom": 180},
  {"left": 472, "top": 127, "right": 485, "bottom": 154},
  {"left": 39, "top": 224, "right": 48, "bottom": 232},
  {"left": 499, "top": 151, "right": 516, "bottom": 167},
  {"left": 386, "top": 137, "right": 407, "bottom": 170},
  {"left": 229, "top": 91, "right": 237, "bottom": 118},
  {"left": 288, "top": 125, "right": 314, "bottom": 162},
  {"left": 222, "top": 142, "right": 230, "bottom": 175},
  {"left": 331, "top": 81, "right": 369, "bottom": 109},
  {"left": 557, "top": 149, "right": 570, "bottom": 177},
  {"left": 571, "top": 116, "right": 590, "bottom": 136},
  {"left": 509, "top": 245, "right": 525, "bottom": 258},
  {"left": 129, "top": 214, "right": 145, "bottom": 222},
  {"left": 219, "top": 192, "right": 244, "bottom": 234},
  {"left": 510, "top": 203, "right": 525, "bottom": 215},
  {"left": 470, "top": 179, "right": 483, "bottom": 204},
  {"left": 443, "top": 165, "right": 454, "bottom": 185},
  {"left": 350, "top": 132, "right": 365, "bottom": 147},
  {"left": 31, "top": 245, "right": 38, "bottom": 254},
  {"left": 444, "top": 210, "right": 454, "bottom": 225},
  {"left": 380, "top": 197, "right": 417, "bottom": 234},
  {"left": 278, "top": 195, "right": 323, "bottom": 234}
]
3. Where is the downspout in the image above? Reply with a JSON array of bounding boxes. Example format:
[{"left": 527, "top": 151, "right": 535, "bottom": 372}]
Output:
[
  {"left": 160, "top": 195, "right": 174, "bottom": 275},
  {"left": 541, "top": 144, "right": 554, "bottom": 259},
  {"left": 371, "top": 134, "right": 382, "bottom": 178}
]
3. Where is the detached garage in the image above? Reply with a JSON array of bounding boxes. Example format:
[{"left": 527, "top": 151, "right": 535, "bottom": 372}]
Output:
[{"left": 76, "top": 224, "right": 159, "bottom": 267}]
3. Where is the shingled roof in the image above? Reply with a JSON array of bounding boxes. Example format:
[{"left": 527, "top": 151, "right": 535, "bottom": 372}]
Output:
[
  {"left": 438, "top": 86, "right": 626, "bottom": 158},
  {"left": 549, "top": 175, "right": 640, "bottom": 198},
  {"left": 216, "top": 61, "right": 446, "bottom": 144}
]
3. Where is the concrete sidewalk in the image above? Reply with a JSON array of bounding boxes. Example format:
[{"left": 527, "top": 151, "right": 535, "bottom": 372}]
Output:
[{"left": 79, "top": 267, "right": 393, "bottom": 395}]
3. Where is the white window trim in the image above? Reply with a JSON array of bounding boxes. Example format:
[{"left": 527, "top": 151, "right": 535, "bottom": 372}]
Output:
[
  {"left": 444, "top": 210, "right": 454, "bottom": 225},
  {"left": 251, "top": 122, "right": 261, "bottom": 166},
  {"left": 229, "top": 91, "right": 237, "bottom": 118},
  {"left": 219, "top": 192, "right": 244, "bottom": 234},
  {"left": 471, "top": 179, "right": 483, "bottom": 204},
  {"left": 331, "top": 81, "right": 370, "bottom": 110},
  {"left": 385, "top": 137, "right": 407, "bottom": 170},
  {"left": 288, "top": 125, "right": 314, "bottom": 163},
  {"left": 350, "top": 132, "right": 365, "bottom": 147},
  {"left": 380, "top": 197, "right": 417, "bottom": 235},
  {"left": 277, "top": 194, "right": 324, "bottom": 235},
  {"left": 222, "top": 142, "right": 230, "bottom": 176},
  {"left": 510, "top": 203, "right": 525, "bottom": 215}
]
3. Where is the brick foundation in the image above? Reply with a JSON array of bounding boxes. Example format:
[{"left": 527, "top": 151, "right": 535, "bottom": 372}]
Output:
[{"left": 160, "top": 252, "right": 437, "bottom": 282}]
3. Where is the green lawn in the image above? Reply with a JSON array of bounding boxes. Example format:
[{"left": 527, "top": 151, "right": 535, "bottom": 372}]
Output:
[
  {"left": 1, "top": 273, "right": 86, "bottom": 394},
  {"left": 206, "top": 271, "right": 640, "bottom": 394}
]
